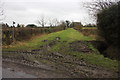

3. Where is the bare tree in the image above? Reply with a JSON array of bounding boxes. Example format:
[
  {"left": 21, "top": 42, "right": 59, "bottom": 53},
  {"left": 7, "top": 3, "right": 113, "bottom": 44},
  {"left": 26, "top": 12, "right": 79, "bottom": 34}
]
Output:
[
  {"left": 52, "top": 18, "right": 59, "bottom": 27},
  {"left": 59, "top": 20, "right": 66, "bottom": 30},
  {"left": 84, "top": 0, "right": 119, "bottom": 18},
  {"left": 37, "top": 15, "right": 46, "bottom": 27},
  {"left": 48, "top": 18, "right": 59, "bottom": 27},
  {"left": 48, "top": 18, "right": 53, "bottom": 27}
]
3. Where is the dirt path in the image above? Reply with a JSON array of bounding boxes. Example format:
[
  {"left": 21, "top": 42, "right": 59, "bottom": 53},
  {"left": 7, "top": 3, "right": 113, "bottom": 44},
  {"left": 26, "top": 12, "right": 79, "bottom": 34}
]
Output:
[
  {"left": 2, "top": 60, "right": 68, "bottom": 78},
  {"left": 2, "top": 68, "right": 37, "bottom": 78},
  {"left": 2, "top": 39, "right": 119, "bottom": 78},
  {"left": 2, "top": 56, "right": 118, "bottom": 78}
]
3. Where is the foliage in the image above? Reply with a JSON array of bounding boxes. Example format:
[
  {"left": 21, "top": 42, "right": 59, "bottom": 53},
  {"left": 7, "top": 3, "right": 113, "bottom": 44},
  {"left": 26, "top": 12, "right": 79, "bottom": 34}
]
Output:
[
  {"left": 97, "top": 1, "right": 120, "bottom": 47},
  {"left": 84, "top": 0, "right": 118, "bottom": 18},
  {"left": 95, "top": 1, "right": 120, "bottom": 60}
]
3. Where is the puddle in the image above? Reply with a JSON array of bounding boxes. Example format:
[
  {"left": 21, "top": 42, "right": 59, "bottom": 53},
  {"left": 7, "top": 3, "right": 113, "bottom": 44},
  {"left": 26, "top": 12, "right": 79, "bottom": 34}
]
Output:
[{"left": 2, "top": 68, "right": 37, "bottom": 78}]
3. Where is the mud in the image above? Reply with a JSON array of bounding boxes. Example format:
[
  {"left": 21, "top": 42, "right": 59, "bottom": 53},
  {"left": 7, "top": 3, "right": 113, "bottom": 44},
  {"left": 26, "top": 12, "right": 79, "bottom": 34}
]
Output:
[
  {"left": 2, "top": 53, "right": 118, "bottom": 78},
  {"left": 2, "top": 39, "right": 119, "bottom": 78},
  {"left": 69, "top": 41, "right": 93, "bottom": 53}
]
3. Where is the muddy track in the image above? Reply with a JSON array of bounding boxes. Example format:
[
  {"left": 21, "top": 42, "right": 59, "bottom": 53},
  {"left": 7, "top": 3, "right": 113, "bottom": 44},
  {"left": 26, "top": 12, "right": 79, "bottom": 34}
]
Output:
[
  {"left": 2, "top": 51, "right": 118, "bottom": 78},
  {"left": 3, "top": 60, "right": 68, "bottom": 78},
  {"left": 2, "top": 58, "right": 54, "bottom": 71},
  {"left": 2, "top": 40, "right": 119, "bottom": 78}
]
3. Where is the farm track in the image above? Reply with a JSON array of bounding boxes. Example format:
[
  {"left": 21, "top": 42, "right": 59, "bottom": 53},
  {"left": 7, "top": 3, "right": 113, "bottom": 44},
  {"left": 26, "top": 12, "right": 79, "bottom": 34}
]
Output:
[
  {"left": 2, "top": 50, "right": 71, "bottom": 78},
  {"left": 2, "top": 50, "right": 56, "bottom": 71},
  {"left": 2, "top": 50, "right": 119, "bottom": 78},
  {"left": 2, "top": 39, "right": 119, "bottom": 78},
  {"left": 2, "top": 58, "right": 54, "bottom": 71},
  {"left": 2, "top": 51, "right": 97, "bottom": 69}
]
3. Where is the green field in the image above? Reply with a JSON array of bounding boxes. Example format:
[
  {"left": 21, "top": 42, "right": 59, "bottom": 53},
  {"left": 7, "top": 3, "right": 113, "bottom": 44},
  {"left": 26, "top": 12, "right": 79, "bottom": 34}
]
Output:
[
  {"left": 3, "top": 28, "right": 94, "bottom": 51},
  {"left": 3, "top": 28, "right": 119, "bottom": 71}
]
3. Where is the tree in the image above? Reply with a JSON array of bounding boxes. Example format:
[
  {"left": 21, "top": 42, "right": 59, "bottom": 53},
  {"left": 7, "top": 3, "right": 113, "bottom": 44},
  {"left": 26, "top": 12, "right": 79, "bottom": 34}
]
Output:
[
  {"left": 58, "top": 20, "right": 66, "bottom": 30},
  {"left": 97, "top": 1, "right": 119, "bottom": 45},
  {"left": 84, "top": 0, "right": 118, "bottom": 19},
  {"left": 5, "top": 23, "right": 9, "bottom": 27},
  {"left": 48, "top": 18, "right": 53, "bottom": 27},
  {"left": 37, "top": 15, "right": 46, "bottom": 27},
  {"left": 48, "top": 18, "right": 59, "bottom": 27},
  {"left": 65, "top": 20, "right": 70, "bottom": 28},
  {"left": 85, "top": 0, "right": 120, "bottom": 59},
  {"left": 85, "top": 0, "right": 119, "bottom": 45},
  {"left": 2, "top": 23, "right": 9, "bottom": 27},
  {"left": 17, "top": 24, "right": 21, "bottom": 27},
  {"left": 53, "top": 18, "right": 59, "bottom": 27}
]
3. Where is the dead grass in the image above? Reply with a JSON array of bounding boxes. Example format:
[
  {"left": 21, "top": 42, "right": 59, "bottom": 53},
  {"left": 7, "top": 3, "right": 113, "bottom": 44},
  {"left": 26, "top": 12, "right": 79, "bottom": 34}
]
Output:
[
  {"left": 2, "top": 34, "right": 47, "bottom": 49},
  {"left": 30, "top": 34, "right": 47, "bottom": 40}
]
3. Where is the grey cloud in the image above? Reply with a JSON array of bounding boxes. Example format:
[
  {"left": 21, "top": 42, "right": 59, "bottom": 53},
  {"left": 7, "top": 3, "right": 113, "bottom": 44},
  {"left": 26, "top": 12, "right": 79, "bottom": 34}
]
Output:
[
  {"left": 4, "top": 2, "right": 28, "bottom": 11},
  {"left": 3, "top": 0, "right": 96, "bottom": 26}
]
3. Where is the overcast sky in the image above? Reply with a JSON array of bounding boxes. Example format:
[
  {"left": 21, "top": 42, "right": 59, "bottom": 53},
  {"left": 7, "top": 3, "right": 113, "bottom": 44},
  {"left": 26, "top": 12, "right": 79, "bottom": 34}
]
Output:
[{"left": 1, "top": 0, "right": 96, "bottom": 26}]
